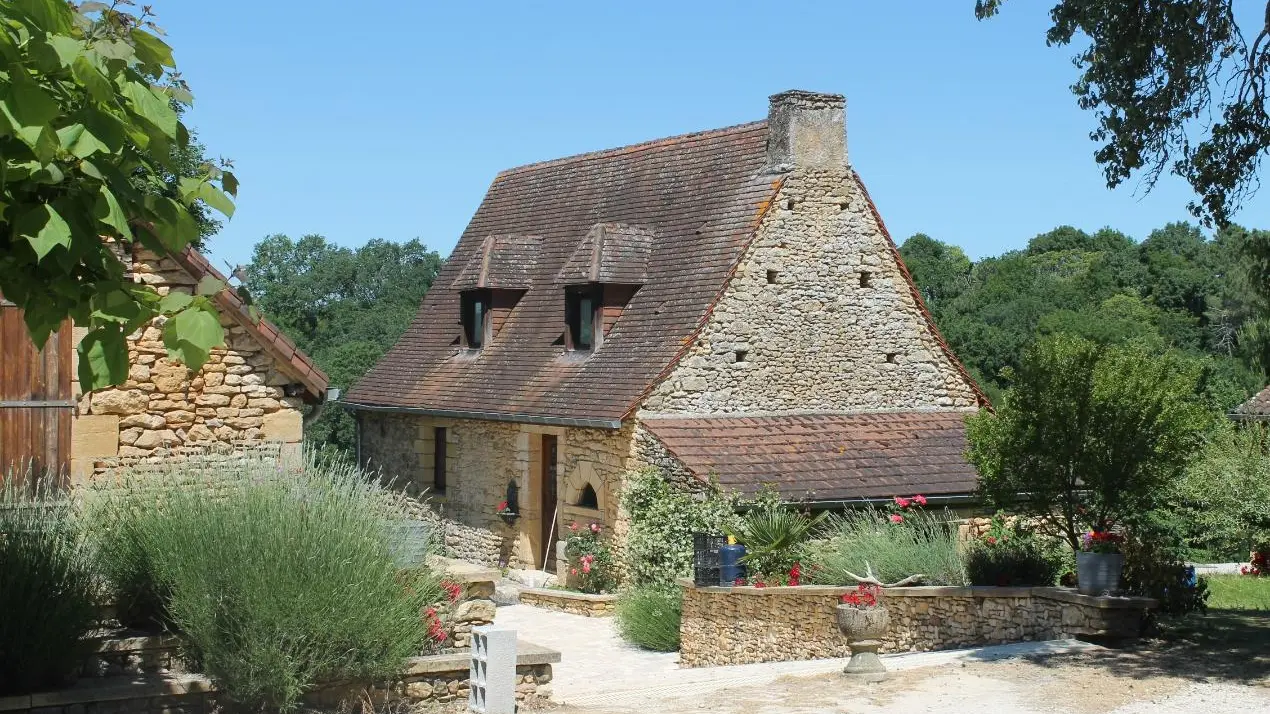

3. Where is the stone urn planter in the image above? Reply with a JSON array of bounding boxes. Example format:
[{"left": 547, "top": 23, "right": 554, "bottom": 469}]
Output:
[
  {"left": 1076, "top": 551, "right": 1124, "bottom": 595},
  {"left": 836, "top": 604, "right": 890, "bottom": 681}
]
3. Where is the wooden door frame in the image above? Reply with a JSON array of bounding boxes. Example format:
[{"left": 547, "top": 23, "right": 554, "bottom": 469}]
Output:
[{"left": 539, "top": 434, "right": 559, "bottom": 571}]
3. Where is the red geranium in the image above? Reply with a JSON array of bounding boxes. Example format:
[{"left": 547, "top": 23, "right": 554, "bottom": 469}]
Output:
[{"left": 839, "top": 583, "right": 882, "bottom": 608}]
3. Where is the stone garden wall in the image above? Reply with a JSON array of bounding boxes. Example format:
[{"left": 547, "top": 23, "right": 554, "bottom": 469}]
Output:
[
  {"left": 519, "top": 588, "right": 617, "bottom": 617},
  {"left": 678, "top": 582, "right": 1156, "bottom": 667}
]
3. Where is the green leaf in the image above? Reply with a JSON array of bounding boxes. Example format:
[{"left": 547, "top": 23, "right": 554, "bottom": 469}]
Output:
[
  {"left": 177, "top": 175, "right": 202, "bottom": 204},
  {"left": 79, "top": 159, "right": 104, "bottom": 180},
  {"left": 196, "top": 275, "right": 225, "bottom": 296},
  {"left": 4, "top": 83, "right": 59, "bottom": 126},
  {"left": 197, "top": 182, "right": 235, "bottom": 218},
  {"left": 162, "top": 305, "right": 224, "bottom": 370},
  {"left": 90, "top": 289, "right": 146, "bottom": 325},
  {"left": 142, "top": 195, "right": 199, "bottom": 251},
  {"left": 94, "top": 185, "right": 132, "bottom": 239},
  {"left": 93, "top": 39, "right": 135, "bottom": 62},
  {"left": 159, "top": 291, "right": 193, "bottom": 312},
  {"left": 130, "top": 29, "right": 174, "bottom": 69},
  {"left": 43, "top": 34, "right": 83, "bottom": 68},
  {"left": 77, "top": 325, "right": 130, "bottom": 390},
  {"left": 15, "top": 204, "right": 72, "bottom": 260},
  {"left": 221, "top": 170, "right": 239, "bottom": 197},
  {"left": 71, "top": 55, "right": 113, "bottom": 102},
  {"left": 57, "top": 123, "right": 110, "bottom": 158},
  {"left": 12, "top": 0, "right": 75, "bottom": 34},
  {"left": 78, "top": 107, "right": 125, "bottom": 153},
  {"left": 122, "top": 81, "right": 178, "bottom": 137}
]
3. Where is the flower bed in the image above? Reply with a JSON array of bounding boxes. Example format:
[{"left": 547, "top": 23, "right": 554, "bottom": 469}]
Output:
[{"left": 678, "top": 580, "right": 1157, "bottom": 667}]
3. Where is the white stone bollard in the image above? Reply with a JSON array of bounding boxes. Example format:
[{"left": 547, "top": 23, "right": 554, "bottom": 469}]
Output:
[{"left": 469, "top": 626, "right": 516, "bottom": 714}]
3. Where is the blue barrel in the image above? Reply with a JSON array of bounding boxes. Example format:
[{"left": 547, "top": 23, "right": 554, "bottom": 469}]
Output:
[{"left": 719, "top": 544, "right": 747, "bottom": 585}]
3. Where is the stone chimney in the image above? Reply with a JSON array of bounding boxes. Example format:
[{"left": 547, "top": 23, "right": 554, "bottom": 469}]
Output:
[{"left": 764, "top": 90, "right": 846, "bottom": 172}]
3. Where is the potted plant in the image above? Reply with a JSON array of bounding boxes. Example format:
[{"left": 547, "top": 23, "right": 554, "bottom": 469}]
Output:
[
  {"left": 1076, "top": 530, "right": 1125, "bottom": 595},
  {"left": 496, "top": 499, "right": 518, "bottom": 526},
  {"left": 836, "top": 583, "right": 888, "bottom": 680}
]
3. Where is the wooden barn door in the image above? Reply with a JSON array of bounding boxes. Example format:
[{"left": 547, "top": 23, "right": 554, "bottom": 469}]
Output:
[{"left": 0, "top": 297, "right": 73, "bottom": 486}]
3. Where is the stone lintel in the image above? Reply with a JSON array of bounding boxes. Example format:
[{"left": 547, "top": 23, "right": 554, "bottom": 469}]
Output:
[
  {"left": 521, "top": 587, "right": 618, "bottom": 603},
  {"left": 20, "top": 674, "right": 212, "bottom": 708},
  {"left": 402, "top": 641, "right": 561, "bottom": 675},
  {"left": 1034, "top": 587, "right": 1157, "bottom": 610}
]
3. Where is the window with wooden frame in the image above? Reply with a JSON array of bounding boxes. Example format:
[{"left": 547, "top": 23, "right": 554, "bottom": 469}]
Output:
[
  {"left": 460, "top": 289, "right": 490, "bottom": 349},
  {"left": 432, "top": 427, "right": 447, "bottom": 494},
  {"left": 565, "top": 284, "right": 601, "bottom": 351}
]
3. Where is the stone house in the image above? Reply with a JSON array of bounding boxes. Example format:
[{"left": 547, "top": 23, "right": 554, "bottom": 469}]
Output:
[
  {"left": 0, "top": 245, "right": 329, "bottom": 483},
  {"left": 1233, "top": 386, "right": 1269, "bottom": 422},
  {"left": 345, "top": 90, "right": 990, "bottom": 570}
]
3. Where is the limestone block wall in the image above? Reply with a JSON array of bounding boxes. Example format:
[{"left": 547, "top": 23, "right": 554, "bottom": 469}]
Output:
[
  {"left": 357, "top": 411, "right": 637, "bottom": 569},
  {"left": 678, "top": 583, "right": 1155, "bottom": 667},
  {"left": 642, "top": 168, "right": 979, "bottom": 415},
  {"left": 69, "top": 250, "right": 308, "bottom": 482}
]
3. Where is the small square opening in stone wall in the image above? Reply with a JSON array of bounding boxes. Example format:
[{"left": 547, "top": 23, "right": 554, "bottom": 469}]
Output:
[
  {"left": 859, "top": 271, "right": 873, "bottom": 288},
  {"left": 886, "top": 352, "right": 898, "bottom": 364},
  {"left": 735, "top": 350, "right": 749, "bottom": 363},
  {"left": 767, "top": 270, "right": 779, "bottom": 285}
]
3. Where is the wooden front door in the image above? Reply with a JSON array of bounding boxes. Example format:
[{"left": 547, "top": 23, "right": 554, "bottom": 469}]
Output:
[
  {"left": 0, "top": 298, "right": 73, "bottom": 486},
  {"left": 540, "top": 434, "right": 558, "bottom": 570}
]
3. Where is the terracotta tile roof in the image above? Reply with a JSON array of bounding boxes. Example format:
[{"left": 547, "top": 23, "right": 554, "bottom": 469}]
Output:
[
  {"left": 451, "top": 234, "right": 543, "bottom": 290},
  {"left": 1234, "top": 386, "right": 1270, "bottom": 419},
  {"left": 641, "top": 411, "right": 980, "bottom": 502},
  {"left": 556, "top": 223, "right": 656, "bottom": 285},
  {"left": 346, "top": 122, "right": 779, "bottom": 423},
  {"left": 172, "top": 248, "right": 329, "bottom": 402}
]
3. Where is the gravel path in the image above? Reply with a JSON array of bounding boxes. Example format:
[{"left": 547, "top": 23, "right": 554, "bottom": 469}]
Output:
[{"left": 489, "top": 604, "right": 1270, "bottom": 713}]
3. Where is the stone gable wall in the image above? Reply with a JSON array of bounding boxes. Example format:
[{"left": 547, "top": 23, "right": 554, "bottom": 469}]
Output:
[
  {"left": 69, "top": 250, "right": 308, "bottom": 482},
  {"left": 642, "top": 168, "right": 978, "bottom": 415}
]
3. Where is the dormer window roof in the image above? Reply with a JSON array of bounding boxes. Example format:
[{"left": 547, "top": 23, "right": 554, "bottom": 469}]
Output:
[
  {"left": 556, "top": 223, "right": 654, "bottom": 285},
  {"left": 452, "top": 234, "right": 542, "bottom": 290}
]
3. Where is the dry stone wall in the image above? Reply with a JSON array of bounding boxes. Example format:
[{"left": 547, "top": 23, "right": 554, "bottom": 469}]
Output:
[
  {"left": 642, "top": 168, "right": 978, "bottom": 415},
  {"left": 678, "top": 582, "right": 1155, "bottom": 667},
  {"left": 70, "top": 249, "right": 307, "bottom": 482},
  {"left": 519, "top": 588, "right": 617, "bottom": 617}
]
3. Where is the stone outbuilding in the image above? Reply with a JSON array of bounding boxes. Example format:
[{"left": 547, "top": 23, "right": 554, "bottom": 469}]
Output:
[
  {"left": 345, "top": 90, "right": 990, "bottom": 569},
  {"left": 0, "top": 245, "right": 329, "bottom": 483}
]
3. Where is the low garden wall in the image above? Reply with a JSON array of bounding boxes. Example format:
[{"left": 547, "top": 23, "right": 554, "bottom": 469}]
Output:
[
  {"left": 3, "top": 645, "right": 559, "bottom": 714},
  {"left": 520, "top": 588, "right": 617, "bottom": 617},
  {"left": 678, "top": 581, "right": 1156, "bottom": 667}
]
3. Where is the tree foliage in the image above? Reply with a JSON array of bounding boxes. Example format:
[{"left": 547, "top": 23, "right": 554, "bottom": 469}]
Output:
[
  {"left": 900, "top": 222, "right": 1268, "bottom": 411},
  {"left": 966, "top": 334, "right": 1214, "bottom": 549},
  {"left": 976, "top": 0, "right": 1270, "bottom": 226},
  {"left": 1178, "top": 422, "right": 1270, "bottom": 557},
  {"left": 0, "top": 1, "right": 236, "bottom": 389},
  {"left": 244, "top": 234, "right": 443, "bottom": 457}
]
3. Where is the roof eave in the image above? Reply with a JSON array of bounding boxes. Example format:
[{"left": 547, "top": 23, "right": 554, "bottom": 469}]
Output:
[{"left": 341, "top": 401, "right": 624, "bottom": 430}]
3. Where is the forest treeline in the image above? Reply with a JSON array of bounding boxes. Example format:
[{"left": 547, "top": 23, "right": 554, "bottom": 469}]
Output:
[{"left": 898, "top": 223, "right": 1269, "bottom": 409}]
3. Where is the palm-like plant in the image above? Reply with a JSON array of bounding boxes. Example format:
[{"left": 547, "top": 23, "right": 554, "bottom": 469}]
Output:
[{"left": 726, "top": 500, "right": 825, "bottom": 578}]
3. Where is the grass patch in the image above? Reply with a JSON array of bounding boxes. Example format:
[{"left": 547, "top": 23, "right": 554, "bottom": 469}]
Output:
[
  {"left": 615, "top": 586, "right": 682, "bottom": 652},
  {"left": 1205, "top": 575, "right": 1270, "bottom": 611},
  {"left": 810, "top": 508, "right": 965, "bottom": 586}
]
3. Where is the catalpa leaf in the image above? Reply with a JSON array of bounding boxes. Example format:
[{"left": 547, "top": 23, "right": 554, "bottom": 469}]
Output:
[
  {"left": 15, "top": 204, "right": 72, "bottom": 260},
  {"left": 122, "top": 81, "right": 177, "bottom": 137},
  {"left": 78, "top": 325, "right": 130, "bottom": 390},
  {"left": 71, "top": 55, "right": 113, "bottom": 102},
  {"left": 5, "top": 83, "right": 59, "bottom": 127},
  {"left": 42, "top": 34, "right": 83, "bottom": 68},
  {"left": 130, "top": 29, "right": 174, "bottom": 69},
  {"left": 197, "top": 182, "right": 235, "bottom": 218},
  {"left": 196, "top": 274, "right": 225, "bottom": 296},
  {"left": 221, "top": 170, "right": 239, "bottom": 197},
  {"left": 159, "top": 290, "right": 193, "bottom": 312},
  {"left": 162, "top": 305, "right": 224, "bottom": 371},
  {"left": 94, "top": 185, "right": 132, "bottom": 239},
  {"left": 57, "top": 122, "right": 110, "bottom": 158}
]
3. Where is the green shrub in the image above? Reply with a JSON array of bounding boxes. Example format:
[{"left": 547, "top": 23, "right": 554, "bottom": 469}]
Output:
[
  {"left": 88, "top": 454, "right": 440, "bottom": 712},
  {"left": 1121, "top": 509, "right": 1209, "bottom": 616},
  {"left": 725, "top": 488, "right": 825, "bottom": 578},
  {"left": 620, "top": 469, "right": 739, "bottom": 588},
  {"left": 811, "top": 508, "right": 965, "bottom": 586},
  {"left": 615, "top": 586, "right": 682, "bottom": 651},
  {"left": 0, "top": 474, "right": 99, "bottom": 695},
  {"left": 964, "top": 516, "right": 1064, "bottom": 586}
]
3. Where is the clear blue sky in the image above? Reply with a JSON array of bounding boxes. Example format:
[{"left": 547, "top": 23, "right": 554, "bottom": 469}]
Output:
[{"left": 158, "top": 0, "right": 1270, "bottom": 270}]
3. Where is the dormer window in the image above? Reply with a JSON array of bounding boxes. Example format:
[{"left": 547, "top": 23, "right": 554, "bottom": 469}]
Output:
[
  {"left": 461, "top": 289, "right": 490, "bottom": 349},
  {"left": 566, "top": 285, "right": 600, "bottom": 351}
]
